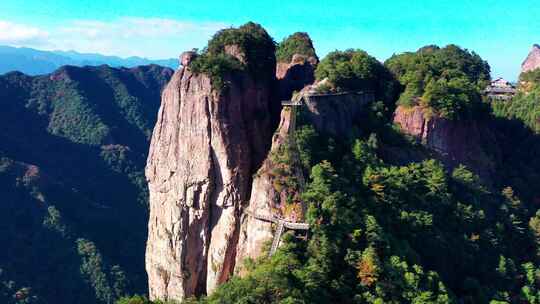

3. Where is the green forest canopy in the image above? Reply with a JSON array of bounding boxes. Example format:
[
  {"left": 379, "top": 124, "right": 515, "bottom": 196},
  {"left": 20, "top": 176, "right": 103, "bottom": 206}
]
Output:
[
  {"left": 0, "top": 65, "right": 171, "bottom": 304},
  {"left": 276, "top": 32, "right": 317, "bottom": 63},
  {"left": 193, "top": 104, "right": 540, "bottom": 303},
  {"left": 190, "top": 22, "right": 276, "bottom": 89},
  {"left": 314, "top": 49, "right": 399, "bottom": 106},
  {"left": 385, "top": 44, "right": 491, "bottom": 120}
]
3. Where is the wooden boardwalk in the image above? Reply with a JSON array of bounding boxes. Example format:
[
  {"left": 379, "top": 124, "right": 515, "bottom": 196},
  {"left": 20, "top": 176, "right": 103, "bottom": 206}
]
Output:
[
  {"left": 281, "top": 91, "right": 375, "bottom": 108},
  {"left": 244, "top": 209, "right": 309, "bottom": 255},
  {"left": 269, "top": 221, "right": 285, "bottom": 255},
  {"left": 281, "top": 100, "right": 303, "bottom": 106}
]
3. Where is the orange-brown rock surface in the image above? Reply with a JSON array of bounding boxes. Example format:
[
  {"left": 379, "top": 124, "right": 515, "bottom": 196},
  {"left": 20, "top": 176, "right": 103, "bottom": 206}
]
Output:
[
  {"left": 393, "top": 105, "right": 499, "bottom": 181},
  {"left": 522, "top": 44, "right": 540, "bottom": 74}
]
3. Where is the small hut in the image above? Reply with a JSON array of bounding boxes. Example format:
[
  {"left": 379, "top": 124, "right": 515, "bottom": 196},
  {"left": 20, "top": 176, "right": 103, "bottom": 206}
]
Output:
[{"left": 485, "top": 78, "right": 517, "bottom": 101}]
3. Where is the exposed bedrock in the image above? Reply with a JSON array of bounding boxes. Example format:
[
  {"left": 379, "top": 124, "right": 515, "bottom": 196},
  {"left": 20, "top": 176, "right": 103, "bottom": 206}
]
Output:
[
  {"left": 145, "top": 49, "right": 274, "bottom": 300},
  {"left": 393, "top": 105, "right": 501, "bottom": 182},
  {"left": 146, "top": 47, "right": 374, "bottom": 301}
]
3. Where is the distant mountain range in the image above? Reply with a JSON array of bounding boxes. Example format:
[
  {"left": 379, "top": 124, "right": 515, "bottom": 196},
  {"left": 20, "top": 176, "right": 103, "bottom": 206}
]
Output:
[{"left": 0, "top": 45, "right": 178, "bottom": 75}]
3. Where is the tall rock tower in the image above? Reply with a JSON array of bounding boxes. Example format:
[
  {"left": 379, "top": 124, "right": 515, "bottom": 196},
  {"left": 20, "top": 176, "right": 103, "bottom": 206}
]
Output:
[
  {"left": 145, "top": 23, "right": 276, "bottom": 300},
  {"left": 145, "top": 25, "right": 321, "bottom": 302},
  {"left": 522, "top": 44, "right": 540, "bottom": 73}
]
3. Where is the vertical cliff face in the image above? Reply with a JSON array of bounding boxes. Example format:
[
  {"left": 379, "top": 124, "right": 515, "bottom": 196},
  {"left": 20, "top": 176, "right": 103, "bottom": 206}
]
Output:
[
  {"left": 522, "top": 44, "right": 540, "bottom": 74},
  {"left": 235, "top": 106, "right": 297, "bottom": 268},
  {"left": 145, "top": 51, "right": 274, "bottom": 300},
  {"left": 235, "top": 82, "right": 375, "bottom": 270},
  {"left": 393, "top": 105, "right": 500, "bottom": 181},
  {"left": 301, "top": 90, "right": 374, "bottom": 137}
]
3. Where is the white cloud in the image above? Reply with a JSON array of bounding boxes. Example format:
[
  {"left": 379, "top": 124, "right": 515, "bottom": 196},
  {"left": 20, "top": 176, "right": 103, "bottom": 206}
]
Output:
[
  {"left": 0, "top": 21, "right": 49, "bottom": 46},
  {"left": 60, "top": 18, "right": 211, "bottom": 39},
  {"left": 0, "top": 18, "right": 228, "bottom": 58}
]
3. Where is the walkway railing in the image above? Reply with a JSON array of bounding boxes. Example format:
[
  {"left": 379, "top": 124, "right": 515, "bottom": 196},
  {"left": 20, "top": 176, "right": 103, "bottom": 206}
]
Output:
[{"left": 244, "top": 209, "right": 309, "bottom": 256}]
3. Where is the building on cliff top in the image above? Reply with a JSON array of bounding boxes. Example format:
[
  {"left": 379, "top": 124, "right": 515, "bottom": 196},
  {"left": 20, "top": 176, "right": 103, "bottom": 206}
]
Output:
[{"left": 485, "top": 78, "right": 516, "bottom": 101}]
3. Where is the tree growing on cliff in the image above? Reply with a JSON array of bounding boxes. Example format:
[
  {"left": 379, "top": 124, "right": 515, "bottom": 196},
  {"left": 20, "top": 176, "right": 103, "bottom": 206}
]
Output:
[{"left": 276, "top": 32, "right": 317, "bottom": 63}]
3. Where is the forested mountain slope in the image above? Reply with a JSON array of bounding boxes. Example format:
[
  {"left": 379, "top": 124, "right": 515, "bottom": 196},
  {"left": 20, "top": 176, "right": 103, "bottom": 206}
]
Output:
[{"left": 0, "top": 64, "right": 173, "bottom": 304}]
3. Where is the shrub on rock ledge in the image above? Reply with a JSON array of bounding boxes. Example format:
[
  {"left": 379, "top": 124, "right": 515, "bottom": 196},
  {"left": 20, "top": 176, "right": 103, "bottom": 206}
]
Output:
[{"left": 190, "top": 22, "right": 276, "bottom": 89}]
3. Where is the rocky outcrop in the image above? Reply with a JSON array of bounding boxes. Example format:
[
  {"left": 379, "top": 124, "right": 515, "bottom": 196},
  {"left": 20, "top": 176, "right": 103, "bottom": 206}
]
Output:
[
  {"left": 277, "top": 54, "right": 318, "bottom": 100},
  {"left": 285, "top": 80, "right": 374, "bottom": 137},
  {"left": 236, "top": 82, "right": 375, "bottom": 269},
  {"left": 393, "top": 105, "right": 499, "bottom": 181},
  {"left": 522, "top": 44, "right": 540, "bottom": 74},
  {"left": 146, "top": 42, "right": 375, "bottom": 301},
  {"left": 145, "top": 50, "right": 275, "bottom": 300},
  {"left": 180, "top": 51, "right": 197, "bottom": 67},
  {"left": 224, "top": 45, "right": 247, "bottom": 64},
  {"left": 301, "top": 91, "right": 373, "bottom": 137}
]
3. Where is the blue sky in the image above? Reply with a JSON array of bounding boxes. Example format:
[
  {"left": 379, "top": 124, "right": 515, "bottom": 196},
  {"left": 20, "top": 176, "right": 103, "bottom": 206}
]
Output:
[{"left": 1, "top": 0, "right": 539, "bottom": 80}]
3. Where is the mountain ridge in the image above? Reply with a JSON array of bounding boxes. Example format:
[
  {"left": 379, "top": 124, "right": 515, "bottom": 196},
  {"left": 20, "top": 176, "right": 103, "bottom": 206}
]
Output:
[
  {"left": 0, "top": 63, "right": 173, "bottom": 304},
  {"left": 0, "top": 45, "right": 178, "bottom": 76}
]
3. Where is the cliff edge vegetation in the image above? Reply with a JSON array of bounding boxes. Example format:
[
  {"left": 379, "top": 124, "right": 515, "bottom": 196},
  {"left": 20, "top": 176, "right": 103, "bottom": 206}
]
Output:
[
  {"left": 314, "top": 49, "right": 399, "bottom": 109},
  {"left": 147, "top": 95, "right": 540, "bottom": 304},
  {"left": 138, "top": 26, "right": 540, "bottom": 303},
  {"left": 276, "top": 32, "right": 318, "bottom": 63},
  {"left": 385, "top": 45, "right": 490, "bottom": 120},
  {"left": 189, "top": 22, "right": 276, "bottom": 89}
]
